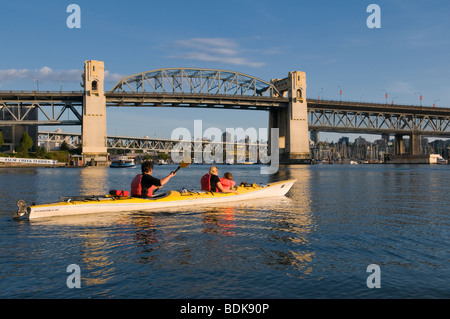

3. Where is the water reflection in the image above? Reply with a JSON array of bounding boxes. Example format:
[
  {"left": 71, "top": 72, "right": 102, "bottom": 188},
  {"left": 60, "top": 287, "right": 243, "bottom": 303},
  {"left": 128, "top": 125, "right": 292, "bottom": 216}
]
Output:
[
  {"left": 79, "top": 232, "right": 115, "bottom": 287},
  {"left": 202, "top": 207, "right": 237, "bottom": 237},
  {"left": 129, "top": 215, "right": 158, "bottom": 246},
  {"left": 79, "top": 167, "right": 109, "bottom": 195},
  {"left": 265, "top": 165, "right": 315, "bottom": 277}
]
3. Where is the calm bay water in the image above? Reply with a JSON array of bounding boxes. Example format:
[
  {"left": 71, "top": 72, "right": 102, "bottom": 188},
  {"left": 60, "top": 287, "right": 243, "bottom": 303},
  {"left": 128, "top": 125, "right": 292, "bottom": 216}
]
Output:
[{"left": 0, "top": 164, "right": 449, "bottom": 299}]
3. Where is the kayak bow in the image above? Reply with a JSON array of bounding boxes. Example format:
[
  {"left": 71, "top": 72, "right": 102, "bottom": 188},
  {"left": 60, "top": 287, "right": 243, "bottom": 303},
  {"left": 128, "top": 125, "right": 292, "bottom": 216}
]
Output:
[{"left": 14, "top": 179, "right": 296, "bottom": 220}]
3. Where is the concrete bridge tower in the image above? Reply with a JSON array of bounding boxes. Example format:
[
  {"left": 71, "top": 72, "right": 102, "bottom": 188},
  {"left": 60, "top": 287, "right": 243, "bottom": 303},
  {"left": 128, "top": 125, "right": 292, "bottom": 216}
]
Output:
[
  {"left": 270, "top": 71, "right": 310, "bottom": 164},
  {"left": 81, "top": 60, "right": 108, "bottom": 165}
]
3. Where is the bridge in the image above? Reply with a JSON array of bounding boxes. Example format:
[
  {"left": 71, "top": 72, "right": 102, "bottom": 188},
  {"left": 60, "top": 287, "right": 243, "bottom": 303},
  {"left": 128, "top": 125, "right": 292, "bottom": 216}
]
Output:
[
  {"left": 1, "top": 60, "right": 450, "bottom": 164},
  {"left": 38, "top": 130, "right": 267, "bottom": 155}
]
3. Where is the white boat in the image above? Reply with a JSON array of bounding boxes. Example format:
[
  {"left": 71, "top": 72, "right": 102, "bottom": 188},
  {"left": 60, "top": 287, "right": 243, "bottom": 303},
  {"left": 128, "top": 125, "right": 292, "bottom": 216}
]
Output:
[
  {"left": 110, "top": 156, "right": 136, "bottom": 168},
  {"left": 14, "top": 179, "right": 296, "bottom": 220},
  {"left": 436, "top": 156, "right": 447, "bottom": 164}
]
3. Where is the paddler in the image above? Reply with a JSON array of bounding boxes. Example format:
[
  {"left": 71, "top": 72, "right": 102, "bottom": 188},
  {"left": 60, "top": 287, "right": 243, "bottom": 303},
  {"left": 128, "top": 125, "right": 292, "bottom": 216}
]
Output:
[
  {"left": 201, "top": 166, "right": 238, "bottom": 194},
  {"left": 131, "top": 161, "right": 176, "bottom": 198}
]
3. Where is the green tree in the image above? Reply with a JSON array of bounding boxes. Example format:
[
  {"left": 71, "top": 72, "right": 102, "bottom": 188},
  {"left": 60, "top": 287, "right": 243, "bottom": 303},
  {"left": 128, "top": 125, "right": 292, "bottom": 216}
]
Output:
[
  {"left": 0, "top": 130, "right": 4, "bottom": 149},
  {"left": 158, "top": 153, "right": 171, "bottom": 160},
  {"left": 35, "top": 146, "right": 48, "bottom": 158},
  {"left": 60, "top": 140, "right": 70, "bottom": 151},
  {"left": 18, "top": 132, "right": 33, "bottom": 153}
]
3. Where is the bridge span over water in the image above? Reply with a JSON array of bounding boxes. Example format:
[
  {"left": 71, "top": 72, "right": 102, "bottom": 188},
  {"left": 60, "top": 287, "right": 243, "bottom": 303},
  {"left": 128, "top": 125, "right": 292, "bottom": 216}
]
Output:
[
  {"left": 38, "top": 131, "right": 267, "bottom": 156},
  {"left": 1, "top": 60, "right": 450, "bottom": 163}
]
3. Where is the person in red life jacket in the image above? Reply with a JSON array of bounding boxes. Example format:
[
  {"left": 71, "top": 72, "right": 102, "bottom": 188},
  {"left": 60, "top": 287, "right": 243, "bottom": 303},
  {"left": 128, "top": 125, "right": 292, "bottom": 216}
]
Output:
[
  {"left": 220, "top": 172, "right": 236, "bottom": 190},
  {"left": 131, "top": 161, "right": 176, "bottom": 198},
  {"left": 201, "top": 166, "right": 238, "bottom": 194}
]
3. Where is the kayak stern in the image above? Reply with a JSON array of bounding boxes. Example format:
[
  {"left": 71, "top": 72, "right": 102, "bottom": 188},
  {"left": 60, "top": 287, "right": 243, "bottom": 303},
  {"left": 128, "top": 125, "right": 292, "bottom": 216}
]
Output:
[{"left": 14, "top": 199, "right": 31, "bottom": 220}]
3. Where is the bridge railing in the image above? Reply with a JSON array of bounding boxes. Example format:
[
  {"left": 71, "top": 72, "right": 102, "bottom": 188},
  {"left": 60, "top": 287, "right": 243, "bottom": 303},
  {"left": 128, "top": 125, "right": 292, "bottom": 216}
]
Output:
[
  {"left": 0, "top": 90, "right": 83, "bottom": 94},
  {"left": 308, "top": 98, "right": 448, "bottom": 110},
  {"left": 105, "top": 91, "right": 287, "bottom": 100}
]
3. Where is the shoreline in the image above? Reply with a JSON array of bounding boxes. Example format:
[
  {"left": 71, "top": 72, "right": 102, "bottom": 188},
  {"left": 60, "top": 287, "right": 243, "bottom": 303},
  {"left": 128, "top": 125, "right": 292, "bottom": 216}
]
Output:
[{"left": 0, "top": 162, "right": 74, "bottom": 168}]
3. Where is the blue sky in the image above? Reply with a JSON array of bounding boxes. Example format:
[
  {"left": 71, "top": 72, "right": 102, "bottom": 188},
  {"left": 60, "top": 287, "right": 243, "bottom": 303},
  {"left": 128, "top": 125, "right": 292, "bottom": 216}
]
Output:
[{"left": 1, "top": 0, "right": 449, "bottom": 141}]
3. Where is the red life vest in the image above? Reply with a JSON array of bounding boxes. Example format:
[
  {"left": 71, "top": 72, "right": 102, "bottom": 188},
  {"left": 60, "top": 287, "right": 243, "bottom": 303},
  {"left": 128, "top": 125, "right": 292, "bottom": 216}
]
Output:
[
  {"left": 220, "top": 178, "right": 235, "bottom": 190},
  {"left": 131, "top": 174, "right": 155, "bottom": 197},
  {"left": 201, "top": 174, "right": 211, "bottom": 191}
]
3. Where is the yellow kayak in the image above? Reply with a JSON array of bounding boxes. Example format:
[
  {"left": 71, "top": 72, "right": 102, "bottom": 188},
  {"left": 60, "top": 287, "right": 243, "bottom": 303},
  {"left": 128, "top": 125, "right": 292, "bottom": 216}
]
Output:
[{"left": 14, "top": 179, "right": 296, "bottom": 220}]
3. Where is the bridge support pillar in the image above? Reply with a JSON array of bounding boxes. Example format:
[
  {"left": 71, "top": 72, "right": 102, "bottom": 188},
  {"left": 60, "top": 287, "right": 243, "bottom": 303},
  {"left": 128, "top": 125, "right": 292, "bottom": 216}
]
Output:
[
  {"left": 81, "top": 60, "right": 109, "bottom": 166},
  {"left": 410, "top": 133, "right": 420, "bottom": 155},
  {"left": 394, "top": 134, "right": 405, "bottom": 155},
  {"left": 270, "top": 71, "right": 310, "bottom": 164}
]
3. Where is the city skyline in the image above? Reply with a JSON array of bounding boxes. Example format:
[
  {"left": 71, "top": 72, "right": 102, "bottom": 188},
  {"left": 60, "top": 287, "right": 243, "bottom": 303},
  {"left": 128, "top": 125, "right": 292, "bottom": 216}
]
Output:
[{"left": 1, "top": 0, "right": 450, "bottom": 142}]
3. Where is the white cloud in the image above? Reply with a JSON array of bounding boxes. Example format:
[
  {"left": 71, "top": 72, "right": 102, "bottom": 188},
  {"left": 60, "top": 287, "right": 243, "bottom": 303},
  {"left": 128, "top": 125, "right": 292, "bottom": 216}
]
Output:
[
  {"left": 168, "top": 37, "right": 265, "bottom": 68},
  {"left": 104, "top": 70, "right": 124, "bottom": 82},
  {"left": 176, "top": 38, "right": 238, "bottom": 55},
  {"left": 0, "top": 67, "right": 123, "bottom": 83}
]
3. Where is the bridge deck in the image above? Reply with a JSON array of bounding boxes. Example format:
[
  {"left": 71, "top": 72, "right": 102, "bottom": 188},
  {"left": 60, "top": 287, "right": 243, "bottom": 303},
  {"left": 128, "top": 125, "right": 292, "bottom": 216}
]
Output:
[
  {"left": 307, "top": 99, "right": 450, "bottom": 116},
  {"left": 2, "top": 91, "right": 448, "bottom": 113},
  {"left": 104, "top": 92, "right": 287, "bottom": 110},
  {"left": 2, "top": 91, "right": 450, "bottom": 136},
  {"left": 0, "top": 91, "right": 83, "bottom": 101}
]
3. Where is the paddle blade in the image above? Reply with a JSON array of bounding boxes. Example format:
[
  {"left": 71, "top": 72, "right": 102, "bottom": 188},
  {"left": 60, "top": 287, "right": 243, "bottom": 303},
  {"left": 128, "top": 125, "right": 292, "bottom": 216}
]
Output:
[
  {"left": 179, "top": 155, "right": 191, "bottom": 168},
  {"left": 172, "top": 156, "right": 191, "bottom": 174},
  {"left": 179, "top": 161, "right": 191, "bottom": 168}
]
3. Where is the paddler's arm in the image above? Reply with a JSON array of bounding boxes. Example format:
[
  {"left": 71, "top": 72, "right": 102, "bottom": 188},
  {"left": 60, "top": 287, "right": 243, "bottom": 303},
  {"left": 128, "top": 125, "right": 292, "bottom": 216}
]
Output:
[
  {"left": 217, "top": 182, "right": 238, "bottom": 194},
  {"left": 158, "top": 171, "right": 176, "bottom": 187}
]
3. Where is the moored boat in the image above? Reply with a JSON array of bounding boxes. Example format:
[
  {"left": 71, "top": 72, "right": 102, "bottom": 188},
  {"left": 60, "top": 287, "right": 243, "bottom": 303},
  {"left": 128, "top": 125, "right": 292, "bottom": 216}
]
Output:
[
  {"left": 110, "top": 156, "right": 136, "bottom": 168},
  {"left": 14, "top": 179, "right": 296, "bottom": 220}
]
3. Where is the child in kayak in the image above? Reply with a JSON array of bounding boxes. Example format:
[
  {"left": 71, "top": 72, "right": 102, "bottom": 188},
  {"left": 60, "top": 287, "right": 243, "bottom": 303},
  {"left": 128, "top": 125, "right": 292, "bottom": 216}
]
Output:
[
  {"left": 201, "top": 166, "right": 238, "bottom": 194},
  {"left": 220, "top": 172, "right": 236, "bottom": 190}
]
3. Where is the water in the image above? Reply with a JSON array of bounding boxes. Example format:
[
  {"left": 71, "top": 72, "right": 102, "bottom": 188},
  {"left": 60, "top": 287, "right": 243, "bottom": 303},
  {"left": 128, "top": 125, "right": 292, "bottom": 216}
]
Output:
[{"left": 0, "top": 164, "right": 449, "bottom": 299}]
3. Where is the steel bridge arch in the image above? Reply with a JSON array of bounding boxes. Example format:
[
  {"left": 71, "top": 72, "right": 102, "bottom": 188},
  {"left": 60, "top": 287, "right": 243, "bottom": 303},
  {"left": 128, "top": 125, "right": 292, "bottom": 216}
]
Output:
[{"left": 110, "top": 68, "right": 280, "bottom": 97}]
